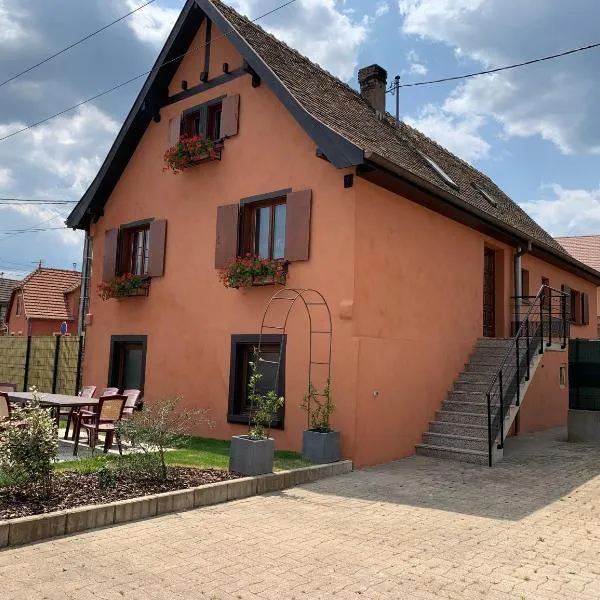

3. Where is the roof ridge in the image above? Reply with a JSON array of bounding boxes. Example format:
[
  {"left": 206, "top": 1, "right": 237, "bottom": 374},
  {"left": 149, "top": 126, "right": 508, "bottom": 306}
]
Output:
[{"left": 557, "top": 234, "right": 600, "bottom": 239}]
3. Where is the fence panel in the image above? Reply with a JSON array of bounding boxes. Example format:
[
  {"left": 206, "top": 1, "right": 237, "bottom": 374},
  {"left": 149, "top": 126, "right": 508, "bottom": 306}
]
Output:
[
  {"left": 0, "top": 336, "right": 27, "bottom": 390},
  {"left": 56, "top": 337, "right": 80, "bottom": 395},
  {"left": 27, "top": 337, "right": 57, "bottom": 393}
]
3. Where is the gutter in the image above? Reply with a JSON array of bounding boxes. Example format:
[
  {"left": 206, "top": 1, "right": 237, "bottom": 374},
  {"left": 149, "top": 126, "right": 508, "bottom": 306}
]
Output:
[{"left": 363, "top": 151, "right": 600, "bottom": 286}]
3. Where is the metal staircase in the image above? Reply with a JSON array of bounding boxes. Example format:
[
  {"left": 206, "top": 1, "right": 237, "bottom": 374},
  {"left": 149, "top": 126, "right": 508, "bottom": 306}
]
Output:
[{"left": 417, "top": 285, "right": 570, "bottom": 466}]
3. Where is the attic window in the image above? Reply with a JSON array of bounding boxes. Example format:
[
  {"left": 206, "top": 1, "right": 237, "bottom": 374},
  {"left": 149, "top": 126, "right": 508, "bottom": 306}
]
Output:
[
  {"left": 472, "top": 182, "right": 498, "bottom": 208},
  {"left": 418, "top": 152, "right": 459, "bottom": 191}
]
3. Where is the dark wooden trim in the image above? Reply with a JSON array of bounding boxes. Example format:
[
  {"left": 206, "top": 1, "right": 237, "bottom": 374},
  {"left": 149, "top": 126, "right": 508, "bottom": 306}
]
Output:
[
  {"left": 181, "top": 95, "right": 225, "bottom": 119},
  {"left": 164, "top": 69, "right": 246, "bottom": 106},
  {"left": 240, "top": 188, "right": 292, "bottom": 206},
  {"left": 120, "top": 218, "right": 154, "bottom": 231},
  {"left": 107, "top": 335, "right": 148, "bottom": 396},
  {"left": 200, "top": 19, "right": 212, "bottom": 82},
  {"left": 227, "top": 334, "right": 286, "bottom": 430}
]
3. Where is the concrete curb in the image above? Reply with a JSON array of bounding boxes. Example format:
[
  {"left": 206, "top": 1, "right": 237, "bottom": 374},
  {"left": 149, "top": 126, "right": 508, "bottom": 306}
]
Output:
[{"left": 0, "top": 460, "right": 352, "bottom": 549}]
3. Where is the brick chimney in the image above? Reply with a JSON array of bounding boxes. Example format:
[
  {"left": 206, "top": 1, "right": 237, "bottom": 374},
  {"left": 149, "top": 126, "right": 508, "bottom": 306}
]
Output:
[{"left": 358, "top": 64, "right": 388, "bottom": 114}]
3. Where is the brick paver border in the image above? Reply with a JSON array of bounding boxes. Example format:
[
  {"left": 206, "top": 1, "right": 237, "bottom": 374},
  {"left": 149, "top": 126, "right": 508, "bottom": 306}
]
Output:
[{"left": 0, "top": 461, "right": 352, "bottom": 548}]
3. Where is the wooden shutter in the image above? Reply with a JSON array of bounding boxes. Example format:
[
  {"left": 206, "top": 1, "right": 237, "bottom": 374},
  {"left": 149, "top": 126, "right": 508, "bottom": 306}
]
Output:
[
  {"left": 582, "top": 292, "right": 590, "bottom": 326},
  {"left": 221, "top": 94, "right": 240, "bottom": 138},
  {"left": 168, "top": 117, "right": 180, "bottom": 145},
  {"left": 148, "top": 219, "right": 167, "bottom": 277},
  {"left": 562, "top": 284, "right": 571, "bottom": 322},
  {"left": 103, "top": 229, "right": 119, "bottom": 282},
  {"left": 284, "top": 190, "right": 312, "bottom": 262},
  {"left": 215, "top": 204, "right": 240, "bottom": 268}
]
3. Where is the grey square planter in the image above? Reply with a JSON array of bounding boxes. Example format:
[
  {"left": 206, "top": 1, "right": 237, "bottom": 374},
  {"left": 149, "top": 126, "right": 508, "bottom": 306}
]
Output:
[
  {"left": 229, "top": 435, "right": 274, "bottom": 476},
  {"left": 302, "top": 430, "right": 340, "bottom": 464}
]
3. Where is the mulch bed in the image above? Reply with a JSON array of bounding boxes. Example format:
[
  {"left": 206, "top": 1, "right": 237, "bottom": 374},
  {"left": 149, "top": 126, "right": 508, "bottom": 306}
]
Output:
[{"left": 0, "top": 468, "right": 241, "bottom": 520}]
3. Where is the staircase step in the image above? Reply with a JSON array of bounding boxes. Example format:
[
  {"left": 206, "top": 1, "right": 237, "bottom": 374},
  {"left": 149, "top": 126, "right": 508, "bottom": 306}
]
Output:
[
  {"left": 453, "top": 381, "right": 490, "bottom": 393},
  {"left": 429, "top": 421, "right": 488, "bottom": 437},
  {"left": 435, "top": 411, "right": 488, "bottom": 425},
  {"left": 476, "top": 337, "right": 513, "bottom": 348},
  {"left": 456, "top": 371, "right": 495, "bottom": 383},
  {"left": 422, "top": 431, "right": 488, "bottom": 451},
  {"left": 415, "top": 443, "right": 489, "bottom": 465},
  {"left": 442, "top": 400, "right": 488, "bottom": 414},
  {"left": 463, "top": 363, "right": 502, "bottom": 374},
  {"left": 447, "top": 390, "right": 486, "bottom": 403}
]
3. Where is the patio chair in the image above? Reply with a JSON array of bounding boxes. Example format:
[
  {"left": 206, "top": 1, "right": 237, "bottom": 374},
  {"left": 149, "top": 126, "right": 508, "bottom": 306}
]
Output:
[
  {"left": 73, "top": 395, "right": 127, "bottom": 456},
  {"left": 0, "top": 383, "right": 16, "bottom": 393},
  {"left": 0, "top": 392, "right": 27, "bottom": 430},
  {"left": 121, "top": 389, "right": 141, "bottom": 418},
  {"left": 64, "top": 385, "right": 98, "bottom": 440},
  {"left": 100, "top": 387, "right": 120, "bottom": 397}
]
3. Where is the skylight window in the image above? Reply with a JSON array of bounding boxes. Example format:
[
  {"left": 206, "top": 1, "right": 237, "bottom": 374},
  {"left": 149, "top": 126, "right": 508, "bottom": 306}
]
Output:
[
  {"left": 472, "top": 182, "right": 498, "bottom": 208},
  {"left": 418, "top": 152, "right": 459, "bottom": 191}
]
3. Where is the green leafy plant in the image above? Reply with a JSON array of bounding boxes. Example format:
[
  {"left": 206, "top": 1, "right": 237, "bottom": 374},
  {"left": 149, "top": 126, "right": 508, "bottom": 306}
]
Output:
[
  {"left": 301, "top": 378, "right": 335, "bottom": 433},
  {"left": 96, "top": 463, "right": 117, "bottom": 489},
  {"left": 247, "top": 351, "right": 284, "bottom": 440},
  {"left": 219, "top": 255, "right": 288, "bottom": 289},
  {"left": 163, "top": 135, "right": 220, "bottom": 174},
  {"left": 0, "top": 388, "right": 58, "bottom": 498},
  {"left": 97, "top": 273, "right": 149, "bottom": 300},
  {"left": 117, "top": 397, "right": 214, "bottom": 481}
]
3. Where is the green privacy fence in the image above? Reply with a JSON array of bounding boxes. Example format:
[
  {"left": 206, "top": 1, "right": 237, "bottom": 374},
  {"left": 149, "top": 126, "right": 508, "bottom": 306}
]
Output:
[
  {"left": 0, "top": 336, "right": 82, "bottom": 394},
  {"left": 569, "top": 339, "right": 600, "bottom": 411}
]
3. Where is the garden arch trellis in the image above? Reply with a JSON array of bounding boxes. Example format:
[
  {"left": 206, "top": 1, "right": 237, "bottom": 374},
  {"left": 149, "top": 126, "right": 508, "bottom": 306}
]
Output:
[{"left": 257, "top": 288, "right": 333, "bottom": 428}]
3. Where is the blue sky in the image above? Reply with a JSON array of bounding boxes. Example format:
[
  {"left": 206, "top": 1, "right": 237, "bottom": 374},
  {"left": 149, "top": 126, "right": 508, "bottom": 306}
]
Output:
[{"left": 0, "top": 0, "right": 599, "bottom": 279}]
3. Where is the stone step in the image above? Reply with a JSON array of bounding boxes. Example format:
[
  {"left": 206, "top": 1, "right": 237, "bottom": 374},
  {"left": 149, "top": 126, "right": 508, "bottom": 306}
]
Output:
[
  {"left": 463, "top": 362, "right": 502, "bottom": 374},
  {"left": 422, "top": 431, "right": 488, "bottom": 452},
  {"left": 435, "top": 410, "right": 488, "bottom": 426},
  {"left": 447, "top": 390, "right": 486, "bottom": 403},
  {"left": 456, "top": 371, "right": 496, "bottom": 383},
  {"left": 453, "top": 380, "right": 491, "bottom": 393},
  {"left": 476, "top": 338, "right": 513, "bottom": 348},
  {"left": 442, "top": 400, "right": 488, "bottom": 414},
  {"left": 415, "top": 443, "right": 489, "bottom": 465},
  {"left": 429, "top": 420, "right": 488, "bottom": 438}
]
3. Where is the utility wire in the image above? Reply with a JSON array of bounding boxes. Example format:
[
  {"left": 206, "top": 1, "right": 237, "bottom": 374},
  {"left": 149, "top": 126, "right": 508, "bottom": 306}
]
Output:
[
  {"left": 0, "top": 199, "right": 77, "bottom": 205},
  {"left": 0, "top": 0, "right": 298, "bottom": 144},
  {"left": 0, "top": 0, "right": 158, "bottom": 89},
  {"left": 388, "top": 41, "right": 600, "bottom": 90}
]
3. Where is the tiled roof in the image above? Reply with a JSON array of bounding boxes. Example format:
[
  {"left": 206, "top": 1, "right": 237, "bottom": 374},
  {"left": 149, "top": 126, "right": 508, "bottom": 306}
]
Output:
[
  {"left": 13, "top": 268, "right": 81, "bottom": 321},
  {"left": 213, "top": 0, "right": 566, "bottom": 255},
  {"left": 0, "top": 277, "right": 19, "bottom": 305},
  {"left": 557, "top": 235, "right": 600, "bottom": 272}
]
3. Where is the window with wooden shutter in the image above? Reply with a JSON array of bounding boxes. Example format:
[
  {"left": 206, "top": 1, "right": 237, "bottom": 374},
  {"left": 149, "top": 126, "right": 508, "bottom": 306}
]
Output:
[
  {"left": 215, "top": 204, "right": 240, "bottom": 268},
  {"left": 221, "top": 94, "right": 240, "bottom": 138},
  {"left": 285, "top": 190, "right": 312, "bottom": 262},
  {"left": 582, "top": 292, "right": 590, "bottom": 326},
  {"left": 103, "top": 228, "right": 119, "bottom": 282},
  {"left": 148, "top": 219, "right": 168, "bottom": 277}
]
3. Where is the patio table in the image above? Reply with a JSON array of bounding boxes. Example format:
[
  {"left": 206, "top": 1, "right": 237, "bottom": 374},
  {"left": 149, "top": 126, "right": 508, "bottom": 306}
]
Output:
[{"left": 6, "top": 392, "right": 99, "bottom": 427}]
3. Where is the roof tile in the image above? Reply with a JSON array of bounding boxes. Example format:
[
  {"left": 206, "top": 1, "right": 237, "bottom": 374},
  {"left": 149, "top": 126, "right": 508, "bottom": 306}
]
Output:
[{"left": 557, "top": 235, "right": 600, "bottom": 272}]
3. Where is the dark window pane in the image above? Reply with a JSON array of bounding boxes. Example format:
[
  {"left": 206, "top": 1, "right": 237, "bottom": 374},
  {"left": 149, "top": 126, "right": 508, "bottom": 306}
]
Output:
[
  {"left": 273, "top": 204, "right": 286, "bottom": 259},
  {"left": 256, "top": 207, "right": 271, "bottom": 258},
  {"left": 123, "top": 348, "right": 143, "bottom": 390}
]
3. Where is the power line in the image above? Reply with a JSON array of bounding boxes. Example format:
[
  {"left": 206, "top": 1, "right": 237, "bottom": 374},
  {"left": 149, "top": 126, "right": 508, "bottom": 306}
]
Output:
[
  {"left": 0, "top": 198, "right": 77, "bottom": 205},
  {"left": 0, "top": 0, "right": 298, "bottom": 143},
  {"left": 0, "top": 0, "right": 159, "bottom": 89},
  {"left": 389, "top": 41, "right": 600, "bottom": 90},
  {"left": 0, "top": 227, "right": 67, "bottom": 234}
]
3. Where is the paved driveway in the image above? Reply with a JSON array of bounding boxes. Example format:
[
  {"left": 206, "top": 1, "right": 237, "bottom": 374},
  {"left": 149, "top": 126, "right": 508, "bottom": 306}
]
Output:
[{"left": 2, "top": 428, "right": 600, "bottom": 600}]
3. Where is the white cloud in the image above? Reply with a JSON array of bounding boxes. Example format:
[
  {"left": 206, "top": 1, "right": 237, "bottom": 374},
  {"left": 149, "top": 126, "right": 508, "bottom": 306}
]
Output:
[
  {"left": 406, "top": 104, "right": 490, "bottom": 162},
  {"left": 0, "top": 168, "right": 13, "bottom": 189},
  {"left": 229, "top": 0, "right": 368, "bottom": 81},
  {"left": 398, "top": 0, "right": 600, "bottom": 155},
  {"left": 405, "top": 49, "right": 427, "bottom": 76},
  {"left": 375, "top": 2, "right": 390, "bottom": 18},
  {"left": 125, "top": 0, "right": 181, "bottom": 45},
  {"left": 520, "top": 184, "right": 600, "bottom": 236},
  {"left": 0, "top": 0, "right": 28, "bottom": 46}
]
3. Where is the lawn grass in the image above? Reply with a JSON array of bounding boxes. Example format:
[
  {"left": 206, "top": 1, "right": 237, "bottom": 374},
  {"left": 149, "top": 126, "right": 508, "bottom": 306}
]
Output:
[{"left": 54, "top": 435, "right": 313, "bottom": 474}]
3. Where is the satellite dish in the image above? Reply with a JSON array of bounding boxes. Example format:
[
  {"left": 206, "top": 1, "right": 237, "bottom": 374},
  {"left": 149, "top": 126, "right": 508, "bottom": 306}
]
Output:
[{"left": 60, "top": 321, "right": 68, "bottom": 336}]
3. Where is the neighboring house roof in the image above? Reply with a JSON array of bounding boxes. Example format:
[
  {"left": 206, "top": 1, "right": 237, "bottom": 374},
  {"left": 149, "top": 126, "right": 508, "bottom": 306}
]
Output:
[
  {"left": 66, "top": 0, "right": 600, "bottom": 284},
  {"left": 0, "top": 277, "right": 19, "bottom": 306},
  {"left": 8, "top": 268, "right": 81, "bottom": 321},
  {"left": 557, "top": 235, "right": 600, "bottom": 272}
]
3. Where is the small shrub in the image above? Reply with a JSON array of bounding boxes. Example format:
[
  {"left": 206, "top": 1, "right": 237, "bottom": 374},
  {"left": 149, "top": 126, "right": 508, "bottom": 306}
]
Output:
[
  {"left": 0, "top": 395, "right": 58, "bottom": 498},
  {"left": 247, "top": 352, "right": 284, "bottom": 440},
  {"left": 117, "top": 397, "right": 213, "bottom": 481},
  {"left": 96, "top": 464, "right": 117, "bottom": 489},
  {"left": 301, "top": 378, "right": 335, "bottom": 432}
]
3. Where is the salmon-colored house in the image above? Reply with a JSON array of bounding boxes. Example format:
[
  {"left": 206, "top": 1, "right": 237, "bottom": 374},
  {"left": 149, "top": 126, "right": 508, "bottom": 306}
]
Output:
[
  {"left": 66, "top": 0, "right": 600, "bottom": 467},
  {"left": 6, "top": 268, "right": 81, "bottom": 337}
]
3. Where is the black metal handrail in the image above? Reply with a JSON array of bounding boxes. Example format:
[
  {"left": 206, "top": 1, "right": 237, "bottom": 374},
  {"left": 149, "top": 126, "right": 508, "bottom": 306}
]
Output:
[{"left": 485, "top": 285, "right": 569, "bottom": 466}]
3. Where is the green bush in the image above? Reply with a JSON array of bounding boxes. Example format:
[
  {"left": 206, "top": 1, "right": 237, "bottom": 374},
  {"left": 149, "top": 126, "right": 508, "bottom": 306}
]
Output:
[
  {"left": 247, "top": 352, "right": 284, "bottom": 440},
  {"left": 117, "top": 397, "right": 213, "bottom": 481},
  {"left": 301, "top": 378, "right": 335, "bottom": 432},
  {"left": 0, "top": 401, "right": 58, "bottom": 498}
]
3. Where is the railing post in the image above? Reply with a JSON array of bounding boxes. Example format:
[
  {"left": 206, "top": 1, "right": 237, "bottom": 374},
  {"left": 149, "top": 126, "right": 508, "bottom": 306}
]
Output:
[
  {"left": 52, "top": 335, "right": 61, "bottom": 394},
  {"left": 539, "top": 294, "right": 545, "bottom": 355},
  {"left": 487, "top": 392, "right": 492, "bottom": 467},
  {"left": 525, "top": 314, "right": 531, "bottom": 381},
  {"left": 547, "top": 288, "right": 552, "bottom": 347},
  {"left": 74, "top": 335, "right": 84, "bottom": 396},
  {"left": 22, "top": 335, "right": 32, "bottom": 392},
  {"left": 515, "top": 335, "right": 520, "bottom": 407},
  {"left": 498, "top": 370, "right": 504, "bottom": 449}
]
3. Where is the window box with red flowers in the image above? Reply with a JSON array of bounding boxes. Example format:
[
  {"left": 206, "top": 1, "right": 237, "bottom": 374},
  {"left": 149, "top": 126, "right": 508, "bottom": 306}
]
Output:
[
  {"left": 97, "top": 274, "right": 150, "bottom": 300},
  {"left": 163, "top": 135, "right": 223, "bottom": 174},
  {"left": 219, "top": 256, "right": 288, "bottom": 289}
]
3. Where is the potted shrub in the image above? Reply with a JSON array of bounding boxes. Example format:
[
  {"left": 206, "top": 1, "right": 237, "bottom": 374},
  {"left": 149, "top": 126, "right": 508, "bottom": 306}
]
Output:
[
  {"left": 301, "top": 378, "right": 340, "bottom": 463},
  {"left": 163, "top": 135, "right": 222, "bottom": 174},
  {"left": 97, "top": 273, "right": 150, "bottom": 300},
  {"left": 229, "top": 352, "right": 284, "bottom": 476},
  {"left": 219, "top": 255, "right": 288, "bottom": 289}
]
